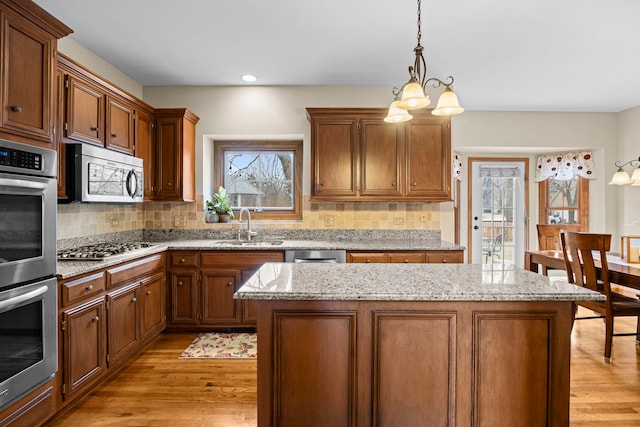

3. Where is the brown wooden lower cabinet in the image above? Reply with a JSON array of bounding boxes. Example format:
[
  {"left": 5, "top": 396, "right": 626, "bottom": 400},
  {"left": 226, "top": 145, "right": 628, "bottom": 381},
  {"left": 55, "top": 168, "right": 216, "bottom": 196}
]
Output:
[
  {"left": 167, "top": 250, "right": 284, "bottom": 329},
  {"left": 57, "top": 253, "right": 166, "bottom": 413},
  {"left": 257, "top": 299, "right": 572, "bottom": 427}
]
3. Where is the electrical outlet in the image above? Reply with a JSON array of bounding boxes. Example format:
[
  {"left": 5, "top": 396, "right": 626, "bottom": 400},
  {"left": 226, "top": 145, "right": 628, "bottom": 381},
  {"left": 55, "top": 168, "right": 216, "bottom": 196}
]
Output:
[
  {"left": 324, "top": 215, "right": 335, "bottom": 227},
  {"left": 174, "top": 215, "right": 184, "bottom": 227},
  {"left": 393, "top": 218, "right": 405, "bottom": 225},
  {"left": 110, "top": 218, "right": 119, "bottom": 228}
]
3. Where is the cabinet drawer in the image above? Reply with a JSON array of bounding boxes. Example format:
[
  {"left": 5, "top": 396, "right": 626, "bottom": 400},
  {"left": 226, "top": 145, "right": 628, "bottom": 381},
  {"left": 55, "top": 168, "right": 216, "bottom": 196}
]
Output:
[
  {"left": 425, "top": 251, "right": 463, "bottom": 264},
  {"left": 201, "top": 251, "right": 284, "bottom": 267},
  {"left": 61, "top": 272, "right": 105, "bottom": 307},
  {"left": 107, "top": 253, "right": 165, "bottom": 288},
  {"left": 388, "top": 252, "right": 426, "bottom": 263},
  {"left": 169, "top": 252, "right": 199, "bottom": 268},
  {"left": 347, "top": 252, "right": 387, "bottom": 263}
]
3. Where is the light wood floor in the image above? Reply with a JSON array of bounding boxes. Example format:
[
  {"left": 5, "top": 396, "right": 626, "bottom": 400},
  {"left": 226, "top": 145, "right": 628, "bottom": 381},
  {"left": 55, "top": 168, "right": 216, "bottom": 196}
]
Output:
[{"left": 44, "top": 309, "right": 640, "bottom": 427}]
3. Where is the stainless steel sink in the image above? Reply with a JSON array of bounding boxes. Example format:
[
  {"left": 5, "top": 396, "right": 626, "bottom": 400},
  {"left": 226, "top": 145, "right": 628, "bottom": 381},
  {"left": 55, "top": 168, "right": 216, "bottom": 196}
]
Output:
[{"left": 211, "top": 239, "right": 284, "bottom": 246}]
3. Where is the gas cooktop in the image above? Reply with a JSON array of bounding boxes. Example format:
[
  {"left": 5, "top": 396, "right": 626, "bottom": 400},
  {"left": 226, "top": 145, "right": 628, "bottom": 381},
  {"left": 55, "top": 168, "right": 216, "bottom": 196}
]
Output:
[{"left": 57, "top": 242, "right": 156, "bottom": 261}]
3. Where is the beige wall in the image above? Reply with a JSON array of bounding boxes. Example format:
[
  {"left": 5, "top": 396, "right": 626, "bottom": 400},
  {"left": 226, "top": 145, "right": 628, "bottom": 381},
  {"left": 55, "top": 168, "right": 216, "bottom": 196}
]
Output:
[
  {"left": 57, "top": 37, "right": 143, "bottom": 99},
  {"left": 616, "top": 106, "right": 640, "bottom": 237}
]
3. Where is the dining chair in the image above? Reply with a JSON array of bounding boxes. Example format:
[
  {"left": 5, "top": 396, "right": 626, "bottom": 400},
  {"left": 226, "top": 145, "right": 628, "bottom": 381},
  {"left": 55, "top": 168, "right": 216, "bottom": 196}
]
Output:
[
  {"left": 536, "top": 224, "right": 582, "bottom": 275},
  {"left": 482, "top": 233, "right": 502, "bottom": 263},
  {"left": 560, "top": 231, "right": 640, "bottom": 361}
]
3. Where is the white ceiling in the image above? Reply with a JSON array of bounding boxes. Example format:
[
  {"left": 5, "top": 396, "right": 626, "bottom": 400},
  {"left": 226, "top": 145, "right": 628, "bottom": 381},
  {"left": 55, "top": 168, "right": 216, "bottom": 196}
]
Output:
[{"left": 34, "top": 0, "right": 640, "bottom": 113}]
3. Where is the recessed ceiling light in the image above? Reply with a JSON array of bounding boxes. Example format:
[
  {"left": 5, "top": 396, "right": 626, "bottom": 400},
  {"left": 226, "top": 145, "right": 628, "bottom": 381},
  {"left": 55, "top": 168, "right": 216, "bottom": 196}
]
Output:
[{"left": 241, "top": 74, "right": 257, "bottom": 82}]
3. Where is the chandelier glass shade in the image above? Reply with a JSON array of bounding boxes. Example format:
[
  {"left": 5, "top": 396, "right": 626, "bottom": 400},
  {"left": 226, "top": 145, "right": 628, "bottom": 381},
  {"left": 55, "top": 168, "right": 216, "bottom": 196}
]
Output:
[{"left": 385, "top": 0, "right": 463, "bottom": 122}]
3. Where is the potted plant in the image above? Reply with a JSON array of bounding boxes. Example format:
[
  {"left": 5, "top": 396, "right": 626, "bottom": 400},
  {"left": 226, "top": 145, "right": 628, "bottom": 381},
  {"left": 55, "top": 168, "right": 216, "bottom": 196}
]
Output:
[
  {"left": 210, "top": 186, "right": 234, "bottom": 223},
  {"left": 204, "top": 200, "right": 219, "bottom": 223}
]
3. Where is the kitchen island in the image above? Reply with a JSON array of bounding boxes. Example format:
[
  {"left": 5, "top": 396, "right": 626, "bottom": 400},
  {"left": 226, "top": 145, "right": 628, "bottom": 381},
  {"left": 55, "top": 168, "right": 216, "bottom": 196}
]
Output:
[{"left": 235, "top": 263, "right": 603, "bottom": 427}]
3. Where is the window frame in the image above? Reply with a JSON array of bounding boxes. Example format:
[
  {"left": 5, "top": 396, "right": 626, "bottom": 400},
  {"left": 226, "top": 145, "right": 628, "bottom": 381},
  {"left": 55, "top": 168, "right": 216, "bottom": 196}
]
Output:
[
  {"left": 538, "top": 176, "right": 589, "bottom": 230},
  {"left": 214, "top": 140, "right": 303, "bottom": 221}
]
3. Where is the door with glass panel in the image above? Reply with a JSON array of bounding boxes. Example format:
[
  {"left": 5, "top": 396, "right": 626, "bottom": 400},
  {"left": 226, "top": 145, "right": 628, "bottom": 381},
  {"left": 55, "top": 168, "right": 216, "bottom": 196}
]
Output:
[{"left": 470, "top": 160, "right": 528, "bottom": 267}]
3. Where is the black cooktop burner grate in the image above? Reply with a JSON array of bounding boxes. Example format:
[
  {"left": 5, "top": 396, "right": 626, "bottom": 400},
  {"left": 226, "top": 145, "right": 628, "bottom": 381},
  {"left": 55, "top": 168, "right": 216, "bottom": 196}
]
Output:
[{"left": 58, "top": 242, "right": 154, "bottom": 260}]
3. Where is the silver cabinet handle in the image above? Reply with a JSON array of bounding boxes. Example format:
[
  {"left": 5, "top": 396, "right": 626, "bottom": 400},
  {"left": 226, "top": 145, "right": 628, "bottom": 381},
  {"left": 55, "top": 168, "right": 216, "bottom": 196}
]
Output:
[
  {"left": 10, "top": 106, "right": 22, "bottom": 112},
  {"left": 91, "top": 316, "right": 99, "bottom": 323},
  {"left": 131, "top": 297, "right": 137, "bottom": 303},
  {"left": 85, "top": 285, "right": 93, "bottom": 291},
  {"left": 146, "top": 290, "right": 151, "bottom": 296}
]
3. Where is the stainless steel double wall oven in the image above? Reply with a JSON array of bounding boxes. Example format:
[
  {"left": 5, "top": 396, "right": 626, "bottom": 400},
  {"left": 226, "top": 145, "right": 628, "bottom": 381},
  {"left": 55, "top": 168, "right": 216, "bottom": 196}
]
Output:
[{"left": 0, "top": 138, "right": 58, "bottom": 409}]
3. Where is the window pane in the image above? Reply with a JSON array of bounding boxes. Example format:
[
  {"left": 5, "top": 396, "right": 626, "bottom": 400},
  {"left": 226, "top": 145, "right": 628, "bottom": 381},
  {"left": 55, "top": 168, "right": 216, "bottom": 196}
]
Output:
[
  {"left": 548, "top": 209, "right": 579, "bottom": 224},
  {"left": 548, "top": 179, "right": 578, "bottom": 208},
  {"left": 224, "top": 151, "right": 294, "bottom": 210}
]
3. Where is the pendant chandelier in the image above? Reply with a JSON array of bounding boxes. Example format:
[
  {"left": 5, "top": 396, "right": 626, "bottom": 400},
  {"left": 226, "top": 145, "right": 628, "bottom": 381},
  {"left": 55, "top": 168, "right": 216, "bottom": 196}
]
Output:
[
  {"left": 384, "top": 0, "right": 464, "bottom": 123},
  {"left": 609, "top": 156, "right": 640, "bottom": 186}
]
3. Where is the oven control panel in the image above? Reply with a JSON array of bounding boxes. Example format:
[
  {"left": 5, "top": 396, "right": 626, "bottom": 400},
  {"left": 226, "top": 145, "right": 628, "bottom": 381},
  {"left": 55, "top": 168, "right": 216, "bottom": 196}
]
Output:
[{"left": 0, "top": 147, "right": 42, "bottom": 171}]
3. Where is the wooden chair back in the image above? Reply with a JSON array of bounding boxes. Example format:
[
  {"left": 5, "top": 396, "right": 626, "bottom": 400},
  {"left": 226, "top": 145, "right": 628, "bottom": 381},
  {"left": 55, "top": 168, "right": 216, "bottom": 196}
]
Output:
[
  {"left": 537, "top": 224, "right": 582, "bottom": 250},
  {"left": 560, "top": 231, "right": 612, "bottom": 297}
]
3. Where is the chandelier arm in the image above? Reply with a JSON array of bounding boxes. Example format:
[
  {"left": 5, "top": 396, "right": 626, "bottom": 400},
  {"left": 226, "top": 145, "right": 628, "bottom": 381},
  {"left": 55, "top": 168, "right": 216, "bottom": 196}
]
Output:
[
  {"left": 424, "top": 76, "right": 455, "bottom": 89},
  {"left": 614, "top": 156, "right": 640, "bottom": 169}
]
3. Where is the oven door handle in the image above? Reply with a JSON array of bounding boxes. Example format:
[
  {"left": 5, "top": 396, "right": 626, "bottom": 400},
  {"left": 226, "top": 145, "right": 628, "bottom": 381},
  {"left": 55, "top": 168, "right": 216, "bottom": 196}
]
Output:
[
  {"left": 0, "top": 285, "right": 48, "bottom": 312},
  {"left": 0, "top": 177, "right": 48, "bottom": 191}
]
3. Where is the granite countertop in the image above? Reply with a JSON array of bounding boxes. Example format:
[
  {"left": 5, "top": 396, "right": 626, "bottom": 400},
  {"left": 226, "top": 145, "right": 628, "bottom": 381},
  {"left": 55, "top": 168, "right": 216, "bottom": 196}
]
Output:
[
  {"left": 234, "top": 262, "right": 605, "bottom": 302},
  {"left": 56, "top": 237, "right": 464, "bottom": 279},
  {"left": 163, "top": 238, "right": 463, "bottom": 251},
  {"left": 56, "top": 244, "right": 169, "bottom": 279}
]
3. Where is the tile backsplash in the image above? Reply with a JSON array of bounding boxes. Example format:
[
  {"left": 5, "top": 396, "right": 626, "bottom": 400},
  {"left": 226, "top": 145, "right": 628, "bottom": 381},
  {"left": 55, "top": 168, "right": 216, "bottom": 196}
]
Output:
[{"left": 57, "top": 195, "right": 442, "bottom": 240}]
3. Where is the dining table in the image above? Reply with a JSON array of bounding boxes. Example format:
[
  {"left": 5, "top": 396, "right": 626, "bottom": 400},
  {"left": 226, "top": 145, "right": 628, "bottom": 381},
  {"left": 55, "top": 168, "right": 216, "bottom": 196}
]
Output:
[{"left": 525, "top": 249, "right": 640, "bottom": 291}]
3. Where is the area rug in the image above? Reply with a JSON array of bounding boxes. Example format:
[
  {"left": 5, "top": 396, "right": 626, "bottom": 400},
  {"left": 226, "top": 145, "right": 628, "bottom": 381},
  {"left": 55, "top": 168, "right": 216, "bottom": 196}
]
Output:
[{"left": 179, "top": 332, "right": 257, "bottom": 359}]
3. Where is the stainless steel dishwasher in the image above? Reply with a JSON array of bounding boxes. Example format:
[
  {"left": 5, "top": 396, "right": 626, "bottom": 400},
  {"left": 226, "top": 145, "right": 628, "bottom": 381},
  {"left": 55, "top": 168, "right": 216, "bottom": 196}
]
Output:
[{"left": 285, "top": 250, "right": 346, "bottom": 263}]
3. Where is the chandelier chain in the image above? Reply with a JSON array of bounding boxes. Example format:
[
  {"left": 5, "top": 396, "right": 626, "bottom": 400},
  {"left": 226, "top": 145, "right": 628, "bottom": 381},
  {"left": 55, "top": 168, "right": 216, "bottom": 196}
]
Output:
[{"left": 416, "top": 0, "right": 422, "bottom": 45}]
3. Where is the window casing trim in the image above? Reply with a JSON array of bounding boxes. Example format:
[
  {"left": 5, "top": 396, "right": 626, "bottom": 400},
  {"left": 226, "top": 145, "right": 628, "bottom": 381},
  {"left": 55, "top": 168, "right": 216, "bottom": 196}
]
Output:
[{"left": 214, "top": 140, "right": 303, "bottom": 221}]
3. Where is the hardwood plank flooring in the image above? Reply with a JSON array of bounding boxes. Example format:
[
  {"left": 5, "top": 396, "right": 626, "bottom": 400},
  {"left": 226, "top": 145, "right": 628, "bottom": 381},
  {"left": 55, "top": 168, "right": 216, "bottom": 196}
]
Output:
[{"left": 44, "top": 309, "right": 640, "bottom": 426}]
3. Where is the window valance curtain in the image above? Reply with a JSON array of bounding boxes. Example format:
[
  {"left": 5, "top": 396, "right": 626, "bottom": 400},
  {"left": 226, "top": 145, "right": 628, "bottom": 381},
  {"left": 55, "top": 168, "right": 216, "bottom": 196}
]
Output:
[{"left": 535, "top": 151, "right": 595, "bottom": 182}]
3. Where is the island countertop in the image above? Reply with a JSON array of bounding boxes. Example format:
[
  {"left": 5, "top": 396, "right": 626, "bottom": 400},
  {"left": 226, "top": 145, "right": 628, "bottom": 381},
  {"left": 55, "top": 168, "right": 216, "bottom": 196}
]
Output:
[{"left": 235, "top": 262, "right": 604, "bottom": 302}]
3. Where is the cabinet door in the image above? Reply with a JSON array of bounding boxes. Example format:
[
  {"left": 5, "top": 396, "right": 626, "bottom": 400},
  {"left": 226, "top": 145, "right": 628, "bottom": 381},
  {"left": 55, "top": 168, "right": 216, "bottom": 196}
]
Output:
[
  {"left": 388, "top": 252, "right": 426, "bottom": 263},
  {"left": 106, "top": 96, "right": 134, "bottom": 154},
  {"left": 106, "top": 283, "right": 141, "bottom": 367},
  {"left": 360, "top": 118, "right": 403, "bottom": 197},
  {"left": 155, "top": 115, "right": 181, "bottom": 199},
  {"left": 170, "top": 270, "right": 198, "bottom": 325},
  {"left": 241, "top": 268, "right": 259, "bottom": 325},
  {"left": 63, "top": 74, "right": 104, "bottom": 146},
  {"left": 405, "top": 116, "right": 451, "bottom": 200},
  {"left": 135, "top": 109, "right": 156, "bottom": 200},
  {"left": 0, "top": 10, "right": 55, "bottom": 144},
  {"left": 62, "top": 297, "right": 106, "bottom": 400},
  {"left": 201, "top": 269, "right": 242, "bottom": 325},
  {"left": 347, "top": 252, "right": 388, "bottom": 263},
  {"left": 141, "top": 271, "right": 165, "bottom": 342},
  {"left": 311, "top": 117, "right": 358, "bottom": 197}
]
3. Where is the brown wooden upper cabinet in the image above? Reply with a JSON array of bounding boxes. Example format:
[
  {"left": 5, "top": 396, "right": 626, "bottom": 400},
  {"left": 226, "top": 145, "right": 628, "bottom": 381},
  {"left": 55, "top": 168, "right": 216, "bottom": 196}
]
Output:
[
  {"left": 106, "top": 95, "right": 134, "bottom": 154},
  {"left": 56, "top": 53, "right": 158, "bottom": 200},
  {"left": 58, "top": 54, "right": 150, "bottom": 158},
  {"left": 0, "top": 0, "right": 71, "bottom": 148},
  {"left": 135, "top": 108, "right": 156, "bottom": 200},
  {"left": 154, "top": 108, "right": 199, "bottom": 202},
  {"left": 62, "top": 74, "right": 105, "bottom": 146},
  {"left": 307, "top": 108, "right": 452, "bottom": 202}
]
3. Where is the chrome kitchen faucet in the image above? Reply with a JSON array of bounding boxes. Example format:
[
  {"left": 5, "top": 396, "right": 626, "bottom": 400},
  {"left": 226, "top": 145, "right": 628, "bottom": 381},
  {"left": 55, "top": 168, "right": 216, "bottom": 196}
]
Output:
[{"left": 238, "top": 207, "right": 258, "bottom": 241}]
